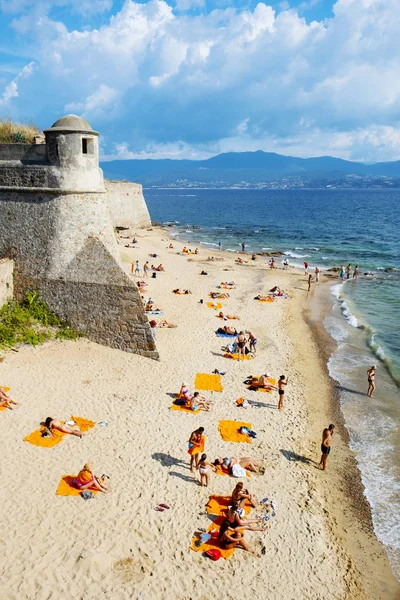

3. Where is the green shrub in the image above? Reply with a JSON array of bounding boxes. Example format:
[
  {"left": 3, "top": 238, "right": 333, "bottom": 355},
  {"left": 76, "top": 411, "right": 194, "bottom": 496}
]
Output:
[{"left": 0, "top": 292, "right": 80, "bottom": 349}]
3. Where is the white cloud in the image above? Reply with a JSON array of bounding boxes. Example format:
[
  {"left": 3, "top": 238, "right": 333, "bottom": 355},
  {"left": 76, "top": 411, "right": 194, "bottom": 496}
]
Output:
[
  {"left": 175, "top": 0, "right": 205, "bottom": 11},
  {"left": 0, "top": 60, "right": 35, "bottom": 107},
  {"left": 2, "top": 0, "right": 400, "bottom": 162}
]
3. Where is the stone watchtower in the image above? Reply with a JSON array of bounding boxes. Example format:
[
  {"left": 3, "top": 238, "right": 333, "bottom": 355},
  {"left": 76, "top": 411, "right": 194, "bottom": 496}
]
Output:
[{"left": 0, "top": 115, "right": 158, "bottom": 358}]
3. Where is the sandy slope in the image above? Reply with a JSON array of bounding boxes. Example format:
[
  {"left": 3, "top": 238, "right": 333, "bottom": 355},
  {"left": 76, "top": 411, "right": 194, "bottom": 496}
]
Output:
[{"left": 0, "top": 228, "right": 397, "bottom": 600}]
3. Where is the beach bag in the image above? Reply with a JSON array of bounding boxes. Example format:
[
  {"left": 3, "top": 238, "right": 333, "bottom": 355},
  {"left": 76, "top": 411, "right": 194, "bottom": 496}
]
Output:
[
  {"left": 206, "top": 549, "right": 222, "bottom": 561},
  {"left": 231, "top": 464, "right": 247, "bottom": 478},
  {"left": 175, "top": 398, "right": 186, "bottom": 406}
]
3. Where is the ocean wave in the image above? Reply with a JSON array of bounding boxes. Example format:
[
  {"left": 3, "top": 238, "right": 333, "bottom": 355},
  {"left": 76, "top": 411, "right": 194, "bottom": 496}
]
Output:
[
  {"left": 262, "top": 247, "right": 272, "bottom": 251},
  {"left": 284, "top": 251, "right": 310, "bottom": 259},
  {"left": 330, "top": 283, "right": 360, "bottom": 328}
]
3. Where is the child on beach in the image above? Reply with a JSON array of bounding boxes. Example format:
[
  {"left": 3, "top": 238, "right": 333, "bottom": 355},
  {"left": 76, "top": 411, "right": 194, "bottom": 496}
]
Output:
[{"left": 197, "top": 453, "right": 215, "bottom": 487}]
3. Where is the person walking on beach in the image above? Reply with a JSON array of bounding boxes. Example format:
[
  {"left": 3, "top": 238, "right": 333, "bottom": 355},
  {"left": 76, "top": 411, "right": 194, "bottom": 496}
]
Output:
[
  {"left": 307, "top": 273, "right": 313, "bottom": 291},
  {"left": 188, "top": 427, "right": 206, "bottom": 472},
  {"left": 304, "top": 261, "right": 309, "bottom": 275},
  {"left": 340, "top": 264, "right": 345, "bottom": 279},
  {"left": 132, "top": 260, "right": 140, "bottom": 276},
  {"left": 218, "top": 241, "right": 222, "bottom": 251},
  {"left": 315, "top": 266, "right": 320, "bottom": 282},
  {"left": 277, "top": 375, "right": 288, "bottom": 410},
  {"left": 346, "top": 264, "right": 352, "bottom": 280},
  {"left": 241, "top": 242, "right": 246, "bottom": 252},
  {"left": 237, "top": 331, "right": 247, "bottom": 360},
  {"left": 143, "top": 261, "right": 149, "bottom": 278},
  {"left": 319, "top": 424, "right": 335, "bottom": 471},
  {"left": 353, "top": 265, "right": 359, "bottom": 279},
  {"left": 367, "top": 366, "right": 376, "bottom": 397}
]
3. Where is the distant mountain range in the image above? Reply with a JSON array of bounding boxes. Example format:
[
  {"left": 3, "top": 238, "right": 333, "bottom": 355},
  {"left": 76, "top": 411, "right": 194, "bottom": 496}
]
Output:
[{"left": 101, "top": 150, "right": 400, "bottom": 189}]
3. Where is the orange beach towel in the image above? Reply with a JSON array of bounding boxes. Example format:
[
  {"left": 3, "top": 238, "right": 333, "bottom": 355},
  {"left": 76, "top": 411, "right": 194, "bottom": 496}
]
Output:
[
  {"left": 218, "top": 420, "right": 253, "bottom": 443},
  {"left": 224, "top": 353, "right": 253, "bottom": 360},
  {"left": 170, "top": 402, "right": 200, "bottom": 414},
  {"left": 56, "top": 475, "right": 99, "bottom": 497},
  {"left": 195, "top": 373, "right": 223, "bottom": 392},
  {"left": 188, "top": 435, "right": 206, "bottom": 456},
  {"left": 207, "top": 302, "right": 223, "bottom": 309},
  {"left": 24, "top": 416, "right": 96, "bottom": 448},
  {"left": 247, "top": 377, "right": 276, "bottom": 393}
]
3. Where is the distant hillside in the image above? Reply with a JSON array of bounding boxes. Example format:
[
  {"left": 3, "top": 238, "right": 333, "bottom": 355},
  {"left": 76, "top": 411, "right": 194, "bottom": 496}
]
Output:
[{"left": 101, "top": 150, "right": 400, "bottom": 189}]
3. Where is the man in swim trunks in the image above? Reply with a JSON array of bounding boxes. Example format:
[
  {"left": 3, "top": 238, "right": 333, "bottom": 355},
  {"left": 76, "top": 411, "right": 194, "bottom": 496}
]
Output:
[{"left": 319, "top": 424, "right": 335, "bottom": 471}]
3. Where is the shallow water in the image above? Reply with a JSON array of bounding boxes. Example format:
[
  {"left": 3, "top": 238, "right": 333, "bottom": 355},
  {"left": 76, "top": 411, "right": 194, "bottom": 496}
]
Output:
[{"left": 145, "top": 187, "right": 400, "bottom": 579}]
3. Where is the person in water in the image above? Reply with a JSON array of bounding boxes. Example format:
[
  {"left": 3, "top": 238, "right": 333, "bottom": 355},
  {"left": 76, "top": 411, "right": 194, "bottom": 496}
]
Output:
[
  {"left": 367, "top": 365, "right": 376, "bottom": 397},
  {"left": 319, "top": 424, "right": 335, "bottom": 471},
  {"left": 73, "top": 462, "right": 109, "bottom": 493},
  {"left": 42, "top": 417, "right": 85, "bottom": 438},
  {"left": 353, "top": 265, "right": 359, "bottom": 279},
  {"left": 277, "top": 375, "right": 288, "bottom": 411}
]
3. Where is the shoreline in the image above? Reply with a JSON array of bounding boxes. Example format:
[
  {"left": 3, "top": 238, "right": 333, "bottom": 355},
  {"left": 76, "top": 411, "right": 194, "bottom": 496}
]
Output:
[
  {"left": 159, "top": 224, "right": 400, "bottom": 595},
  {"left": 0, "top": 225, "right": 398, "bottom": 599}
]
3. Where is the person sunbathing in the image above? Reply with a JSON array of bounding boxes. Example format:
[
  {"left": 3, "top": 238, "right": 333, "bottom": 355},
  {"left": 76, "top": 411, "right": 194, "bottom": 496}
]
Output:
[
  {"left": 217, "top": 311, "right": 239, "bottom": 320},
  {"left": 168, "top": 243, "right": 174, "bottom": 249},
  {"left": 73, "top": 462, "right": 108, "bottom": 493},
  {"left": 218, "top": 521, "right": 255, "bottom": 554},
  {"left": 155, "top": 319, "right": 177, "bottom": 328},
  {"left": 236, "top": 257, "right": 248, "bottom": 264},
  {"left": 173, "top": 289, "right": 192, "bottom": 294},
  {"left": 41, "top": 417, "right": 85, "bottom": 438},
  {"left": 145, "top": 300, "right": 162, "bottom": 312},
  {"left": 270, "top": 286, "right": 281, "bottom": 294},
  {"left": 0, "top": 388, "right": 19, "bottom": 410},
  {"left": 136, "top": 280, "right": 148, "bottom": 288},
  {"left": 231, "top": 482, "right": 256, "bottom": 508},
  {"left": 177, "top": 383, "right": 192, "bottom": 403},
  {"left": 254, "top": 295, "right": 270, "bottom": 301},
  {"left": 210, "top": 292, "right": 230, "bottom": 299},
  {"left": 226, "top": 501, "right": 265, "bottom": 531},
  {"left": 216, "top": 325, "right": 237, "bottom": 335},
  {"left": 257, "top": 374, "right": 277, "bottom": 390},
  {"left": 190, "top": 392, "right": 211, "bottom": 412},
  {"left": 182, "top": 247, "right": 188, "bottom": 253},
  {"left": 213, "top": 456, "right": 259, "bottom": 473},
  {"left": 156, "top": 264, "right": 165, "bottom": 271}
]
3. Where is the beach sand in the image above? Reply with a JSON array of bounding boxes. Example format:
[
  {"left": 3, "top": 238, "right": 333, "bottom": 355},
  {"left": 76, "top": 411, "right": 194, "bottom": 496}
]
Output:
[{"left": 0, "top": 227, "right": 398, "bottom": 600}]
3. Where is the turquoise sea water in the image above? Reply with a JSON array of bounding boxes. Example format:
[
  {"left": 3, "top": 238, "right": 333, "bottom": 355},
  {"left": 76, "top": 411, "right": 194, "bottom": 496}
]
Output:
[{"left": 145, "top": 188, "right": 400, "bottom": 578}]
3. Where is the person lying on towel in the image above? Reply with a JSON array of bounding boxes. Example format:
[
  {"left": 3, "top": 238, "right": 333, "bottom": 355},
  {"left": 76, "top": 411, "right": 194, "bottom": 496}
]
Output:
[{"left": 41, "top": 417, "right": 85, "bottom": 438}]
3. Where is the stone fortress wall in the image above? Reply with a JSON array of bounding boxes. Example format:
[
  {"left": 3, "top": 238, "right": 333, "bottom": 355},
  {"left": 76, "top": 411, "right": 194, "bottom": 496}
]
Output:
[{"left": 0, "top": 115, "right": 158, "bottom": 358}]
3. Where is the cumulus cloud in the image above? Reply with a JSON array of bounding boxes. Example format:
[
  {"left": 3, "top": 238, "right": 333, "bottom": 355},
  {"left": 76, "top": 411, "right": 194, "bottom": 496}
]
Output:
[{"left": 1, "top": 0, "right": 400, "bottom": 161}]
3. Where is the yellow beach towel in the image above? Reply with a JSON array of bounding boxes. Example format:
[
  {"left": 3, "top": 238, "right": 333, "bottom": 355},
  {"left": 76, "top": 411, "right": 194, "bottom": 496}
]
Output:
[
  {"left": 170, "top": 402, "right": 200, "bottom": 414},
  {"left": 258, "top": 297, "right": 273, "bottom": 303},
  {"left": 195, "top": 373, "right": 223, "bottom": 392},
  {"left": 223, "top": 353, "right": 253, "bottom": 360},
  {"left": 207, "top": 302, "right": 223, "bottom": 309},
  {"left": 206, "top": 495, "right": 251, "bottom": 517},
  {"left": 188, "top": 435, "right": 206, "bottom": 456},
  {"left": 190, "top": 516, "right": 236, "bottom": 560},
  {"left": 218, "top": 420, "right": 253, "bottom": 443},
  {"left": 24, "top": 416, "right": 96, "bottom": 447},
  {"left": 56, "top": 475, "right": 99, "bottom": 497}
]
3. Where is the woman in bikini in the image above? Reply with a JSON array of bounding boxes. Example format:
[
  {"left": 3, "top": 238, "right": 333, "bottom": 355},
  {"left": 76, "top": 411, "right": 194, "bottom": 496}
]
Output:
[
  {"left": 226, "top": 502, "right": 265, "bottom": 531},
  {"left": 218, "top": 520, "right": 255, "bottom": 554},
  {"left": 231, "top": 482, "right": 256, "bottom": 508},
  {"left": 237, "top": 331, "right": 247, "bottom": 361},
  {"left": 197, "top": 453, "right": 216, "bottom": 487},
  {"left": 42, "top": 417, "right": 85, "bottom": 438},
  {"left": 213, "top": 456, "right": 259, "bottom": 474},
  {"left": 73, "top": 462, "right": 108, "bottom": 493},
  {"left": 367, "top": 366, "right": 376, "bottom": 397},
  {"left": 278, "top": 375, "right": 288, "bottom": 411},
  {"left": 188, "top": 427, "right": 206, "bottom": 471}
]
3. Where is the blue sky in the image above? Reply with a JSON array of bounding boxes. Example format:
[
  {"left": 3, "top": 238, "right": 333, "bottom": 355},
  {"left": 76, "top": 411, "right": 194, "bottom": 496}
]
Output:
[{"left": 0, "top": 0, "right": 399, "bottom": 162}]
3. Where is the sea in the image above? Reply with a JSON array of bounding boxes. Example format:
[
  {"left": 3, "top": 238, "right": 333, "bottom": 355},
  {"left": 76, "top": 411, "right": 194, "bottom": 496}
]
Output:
[{"left": 145, "top": 188, "right": 400, "bottom": 579}]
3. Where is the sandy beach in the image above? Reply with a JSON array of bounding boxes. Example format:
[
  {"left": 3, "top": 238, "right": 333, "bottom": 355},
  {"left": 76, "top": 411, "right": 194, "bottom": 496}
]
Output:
[{"left": 0, "top": 226, "right": 398, "bottom": 600}]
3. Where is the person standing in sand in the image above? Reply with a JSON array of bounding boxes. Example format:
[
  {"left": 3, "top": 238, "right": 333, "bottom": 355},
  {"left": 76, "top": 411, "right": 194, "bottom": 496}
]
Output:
[
  {"left": 143, "top": 261, "right": 149, "bottom": 278},
  {"left": 319, "top": 424, "right": 335, "bottom": 471},
  {"left": 132, "top": 260, "right": 140, "bottom": 276},
  {"left": 315, "top": 266, "right": 320, "bottom": 282},
  {"left": 307, "top": 273, "right": 313, "bottom": 291},
  {"left": 188, "top": 427, "right": 206, "bottom": 471},
  {"left": 367, "top": 366, "right": 376, "bottom": 397},
  {"left": 346, "top": 264, "right": 352, "bottom": 280},
  {"left": 218, "top": 241, "right": 222, "bottom": 251},
  {"left": 237, "top": 331, "right": 247, "bottom": 360},
  {"left": 248, "top": 332, "right": 257, "bottom": 354},
  {"left": 277, "top": 375, "right": 288, "bottom": 410},
  {"left": 304, "top": 261, "right": 309, "bottom": 274}
]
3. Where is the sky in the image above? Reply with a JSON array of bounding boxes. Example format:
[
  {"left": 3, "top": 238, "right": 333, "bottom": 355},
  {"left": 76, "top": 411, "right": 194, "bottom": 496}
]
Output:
[{"left": 0, "top": 0, "right": 399, "bottom": 162}]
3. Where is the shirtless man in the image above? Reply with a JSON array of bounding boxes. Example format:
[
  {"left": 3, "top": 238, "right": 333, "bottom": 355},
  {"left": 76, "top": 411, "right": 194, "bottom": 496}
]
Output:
[
  {"left": 0, "top": 387, "right": 19, "bottom": 410},
  {"left": 367, "top": 366, "right": 376, "bottom": 397},
  {"left": 319, "top": 424, "right": 335, "bottom": 471},
  {"left": 190, "top": 392, "right": 211, "bottom": 412},
  {"left": 277, "top": 375, "right": 288, "bottom": 410},
  {"left": 258, "top": 373, "right": 277, "bottom": 391}
]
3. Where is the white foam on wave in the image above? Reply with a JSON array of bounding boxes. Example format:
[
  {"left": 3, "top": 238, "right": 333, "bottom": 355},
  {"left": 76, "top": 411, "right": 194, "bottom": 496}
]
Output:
[
  {"left": 331, "top": 283, "right": 360, "bottom": 328},
  {"left": 284, "top": 251, "right": 309, "bottom": 259},
  {"left": 262, "top": 247, "right": 272, "bottom": 251}
]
